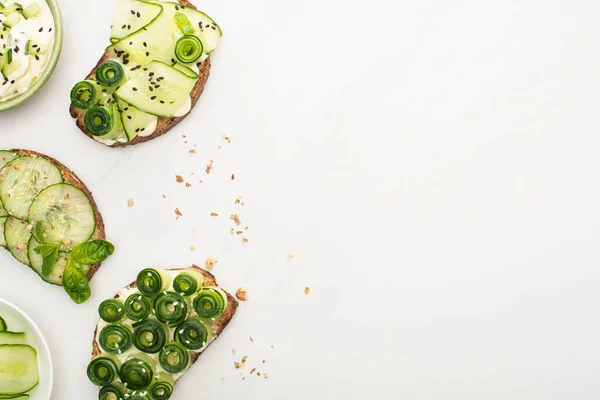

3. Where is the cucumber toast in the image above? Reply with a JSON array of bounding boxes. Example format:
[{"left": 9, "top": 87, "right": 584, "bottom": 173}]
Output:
[
  {"left": 0, "top": 149, "right": 114, "bottom": 304},
  {"left": 0, "top": 314, "right": 39, "bottom": 397},
  {"left": 69, "top": 0, "right": 222, "bottom": 147},
  {"left": 89, "top": 266, "right": 237, "bottom": 399}
]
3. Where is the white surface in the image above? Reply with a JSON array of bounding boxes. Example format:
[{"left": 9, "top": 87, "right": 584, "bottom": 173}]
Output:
[
  {"left": 0, "top": 0, "right": 599, "bottom": 398},
  {"left": 0, "top": 298, "right": 53, "bottom": 399}
]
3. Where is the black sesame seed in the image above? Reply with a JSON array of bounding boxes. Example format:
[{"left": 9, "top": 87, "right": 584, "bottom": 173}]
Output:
[
  {"left": 35, "top": 55, "right": 39, "bottom": 60},
  {"left": 32, "top": 44, "right": 38, "bottom": 48},
  {"left": 141, "top": 128, "right": 145, "bottom": 131},
  {"left": 122, "top": 24, "right": 126, "bottom": 29},
  {"left": 145, "top": 52, "right": 149, "bottom": 56},
  {"left": 150, "top": 96, "right": 156, "bottom": 100},
  {"left": 154, "top": 85, "right": 160, "bottom": 88},
  {"left": 10, "top": 80, "right": 14, "bottom": 84},
  {"left": 135, "top": 128, "right": 140, "bottom": 132},
  {"left": 49, "top": 28, "right": 52, "bottom": 32},
  {"left": 148, "top": 72, "right": 154, "bottom": 76},
  {"left": 102, "top": 89, "right": 107, "bottom": 93},
  {"left": 143, "top": 42, "right": 147, "bottom": 47},
  {"left": 127, "top": 116, "right": 132, "bottom": 119},
  {"left": 160, "top": 100, "right": 165, "bottom": 104},
  {"left": 143, "top": 67, "right": 147, "bottom": 71},
  {"left": 149, "top": 86, "right": 153, "bottom": 91},
  {"left": 171, "top": 58, "right": 175, "bottom": 63},
  {"left": 137, "top": 12, "right": 140, "bottom": 17},
  {"left": 38, "top": 27, "right": 42, "bottom": 32},
  {"left": 131, "top": 10, "right": 135, "bottom": 14},
  {"left": 132, "top": 87, "right": 137, "bottom": 91}
]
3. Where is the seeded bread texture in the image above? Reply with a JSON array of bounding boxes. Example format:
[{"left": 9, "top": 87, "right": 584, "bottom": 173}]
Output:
[
  {"left": 9, "top": 149, "right": 107, "bottom": 280},
  {"left": 69, "top": 0, "right": 212, "bottom": 147}
]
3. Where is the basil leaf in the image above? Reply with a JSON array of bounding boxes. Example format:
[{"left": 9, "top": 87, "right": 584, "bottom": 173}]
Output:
[
  {"left": 62, "top": 258, "right": 91, "bottom": 304},
  {"left": 70, "top": 240, "right": 115, "bottom": 265},
  {"left": 33, "top": 243, "right": 60, "bottom": 277}
]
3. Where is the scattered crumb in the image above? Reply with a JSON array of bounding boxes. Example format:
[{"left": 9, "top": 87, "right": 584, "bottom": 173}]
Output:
[
  {"left": 230, "top": 228, "right": 235, "bottom": 234},
  {"left": 162, "top": 194, "right": 166, "bottom": 199},
  {"left": 235, "top": 230, "right": 243, "bottom": 235},
  {"left": 262, "top": 360, "right": 266, "bottom": 364},
  {"left": 244, "top": 226, "right": 249, "bottom": 231},
  {"left": 271, "top": 345, "right": 274, "bottom": 349},
  {"left": 250, "top": 368, "right": 256, "bottom": 374},
  {"left": 242, "top": 377, "right": 246, "bottom": 381},
  {"left": 185, "top": 182, "right": 192, "bottom": 188},
  {"left": 234, "top": 198, "right": 241, "bottom": 205},
  {"left": 189, "top": 148, "right": 197, "bottom": 153},
  {"left": 192, "top": 227, "right": 196, "bottom": 233},
  {"left": 190, "top": 245, "right": 196, "bottom": 251},
  {"left": 221, "top": 377, "right": 225, "bottom": 383},
  {"left": 287, "top": 253, "right": 295, "bottom": 259},
  {"left": 175, "top": 175, "right": 184, "bottom": 183},
  {"left": 230, "top": 214, "right": 241, "bottom": 225},
  {"left": 304, "top": 287, "right": 311, "bottom": 295},
  {"left": 242, "top": 356, "right": 247, "bottom": 364},
  {"left": 231, "top": 174, "right": 235, "bottom": 180},
  {"left": 175, "top": 208, "right": 183, "bottom": 219},
  {"left": 250, "top": 336, "right": 254, "bottom": 342},
  {"left": 210, "top": 212, "right": 219, "bottom": 217},
  {"left": 127, "top": 198, "right": 134, "bottom": 207},
  {"left": 222, "top": 133, "right": 231, "bottom": 143},
  {"left": 232, "top": 349, "right": 236, "bottom": 355},
  {"left": 236, "top": 287, "right": 248, "bottom": 301},
  {"left": 242, "top": 238, "right": 249, "bottom": 243},
  {"left": 205, "top": 159, "right": 214, "bottom": 174},
  {"left": 217, "top": 145, "right": 222, "bottom": 150},
  {"left": 205, "top": 257, "right": 217, "bottom": 270},
  {"left": 234, "top": 362, "right": 241, "bottom": 369},
  {"left": 199, "top": 180, "right": 203, "bottom": 183},
  {"left": 257, "top": 372, "right": 261, "bottom": 377},
  {"left": 264, "top": 373, "right": 268, "bottom": 379},
  {"left": 182, "top": 135, "right": 186, "bottom": 138}
]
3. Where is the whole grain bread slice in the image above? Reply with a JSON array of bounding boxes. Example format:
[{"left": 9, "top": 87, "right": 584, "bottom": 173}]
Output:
[
  {"left": 10, "top": 149, "right": 107, "bottom": 280},
  {"left": 91, "top": 265, "right": 238, "bottom": 373},
  {"left": 69, "top": 0, "right": 212, "bottom": 147}
]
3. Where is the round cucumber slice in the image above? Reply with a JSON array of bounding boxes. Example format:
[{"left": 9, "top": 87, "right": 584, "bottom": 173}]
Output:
[
  {"left": 28, "top": 184, "right": 96, "bottom": 251},
  {"left": 28, "top": 237, "right": 67, "bottom": 286},
  {"left": 0, "top": 151, "right": 17, "bottom": 217},
  {"left": 0, "top": 156, "right": 63, "bottom": 220},
  {"left": 4, "top": 217, "right": 31, "bottom": 265},
  {"left": 0, "top": 216, "right": 7, "bottom": 247},
  {"left": 0, "top": 344, "right": 39, "bottom": 395}
]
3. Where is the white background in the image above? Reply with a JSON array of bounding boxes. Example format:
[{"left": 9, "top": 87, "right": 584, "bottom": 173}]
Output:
[{"left": 0, "top": 0, "right": 599, "bottom": 398}]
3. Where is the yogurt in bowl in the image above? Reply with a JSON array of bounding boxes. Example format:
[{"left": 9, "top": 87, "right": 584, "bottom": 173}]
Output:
[{"left": 0, "top": 0, "right": 61, "bottom": 110}]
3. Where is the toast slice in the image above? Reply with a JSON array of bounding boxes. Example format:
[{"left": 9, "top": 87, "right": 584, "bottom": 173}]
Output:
[
  {"left": 90, "top": 265, "right": 238, "bottom": 396},
  {"left": 69, "top": 0, "right": 216, "bottom": 147},
  {"left": 10, "top": 149, "right": 106, "bottom": 280}
]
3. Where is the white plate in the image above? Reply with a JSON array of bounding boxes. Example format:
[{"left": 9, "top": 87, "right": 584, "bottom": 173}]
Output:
[{"left": 0, "top": 298, "right": 53, "bottom": 400}]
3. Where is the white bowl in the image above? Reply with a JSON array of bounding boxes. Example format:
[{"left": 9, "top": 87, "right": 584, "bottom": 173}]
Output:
[{"left": 0, "top": 298, "right": 53, "bottom": 399}]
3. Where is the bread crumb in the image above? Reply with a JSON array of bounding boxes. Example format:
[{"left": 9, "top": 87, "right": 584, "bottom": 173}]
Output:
[
  {"left": 231, "top": 174, "right": 235, "bottom": 180},
  {"left": 234, "top": 199, "right": 241, "bottom": 205},
  {"left": 242, "top": 238, "right": 249, "bottom": 243},
  {"left": 257, "top": 372, "right": 261, "bottom": 377},
  {"left": 250, "top": 368, "right": 256, "bottom": 374},
  {"left": 262, "top": 360, "right": 266, "bottom": 364},
  {"left": 236, "top": 287, "right": 248, "bottom": 301},
  {"left": 242, "top": 376, "right": 246, "bottom": 380},
  {"left": 287, "top": 253, "right": 295, "bottom": 259},
  {"left": 189, "top": 148, "right": 197, "bottom": 153},
  {"left": 210, "top": 212, "right": 219, "bottom": 217},
  {"left": 234, "top": 362, "right": 241, "bottom": 369},
  {"left": 205, "top": 159, "right": 214, "bottom": 174},
  {"left": 264, "top": 373, "right": 268, "bottom": 379},
  {"left": 236, "top": 230, "right": 243, "bottom": 235},
  {"left": 14, "top": 164, "right": 21, "bottom": 171},
  {"left": 221, "top": 377, "right": 225, "bottom": 382},
  {"left": 175, "top": 208, "right": 183, "bottom": 219},
  {"left": 217, "top": 145, "right": 222, "bottom": 150},
  {"left": 230, "top": 214, "right": 241, "bottom": 225},
  {"left": 232, "top": 349, "right": 236, "bottom": 355},
  {"left": 127, "top": 198, "right": 134, "bottom": 207},
  {"left": 192, "top": 227, "right": 196, "bottom": 233},
  {"left": 244, "top": 226, "right": 249, "bottom": 231},
  {"left": 304, "top": 287, "right": 311, "bottom": 295},
  {"left": 162, "top": 194, "right": 166, "bottom": 199},
  {"left": 199, "top": 180, "right": 203, "bottom": 183},
  {"left": 271, "top": 345, "right": 274, "bottom": 349},
  {"left": 175, "top": 175, "right": 184, "bottom": 183},
  {"left": 230, "top": 228, "right": 235, "bottom": 234},
  {"left": 190, "top": 245, "right": 196, "bottom": 251},
  {"left": 185, "top": 182, "right": 191, "bottom": 188},
  {"left": 249, "top": 336, "right": 254, "bottom": 342},
  {"left": 205, "top": 257, "right": 217, "bottom": 270},
  {"left": 222, "top": 133, "right": 231, "bottom": 143}
]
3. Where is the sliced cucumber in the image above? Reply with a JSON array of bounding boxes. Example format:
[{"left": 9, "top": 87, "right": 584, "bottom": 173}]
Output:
[
  {"left": 28, "top": 183, "right": 96, "bottom": 251},
  {"left": 172, "top": 62, "right": 198, "bottom": 79},
  {"left": 1, "top": 3, "right": 22, "bottom": 15},
  {"left": 0, "top": 216, "right": 7, "bottom": 246},
  {"left": 0, "top": 345, "right": 39, "bottom": 395},
  {"left": 21, "top": 3, "right": 40, "bottom": 19},
  {"left": 2, "top": 11, "right": 20, "bottom": 28},
  {"left": 4, "top": 217, "right": 31, "bottom": 265},
  {"left": 0, "top": 332, "right": 25, "bottom": 345},
  {"left": 0, "top": 395, "right": 29, "bottom": 399},
  {"left": 27, "top": 236, "right": 91, "bottom": 286},
  {"left": 115, "top": 96, "right": 157, "bottom": 140},
  {"left": 115, "top": 61, "right": 196, "bottom": 117},
  {"left": 0, "top": 151, "right": 17, "bottom": 218},
  {"left": 0, "top": 316, "right": 6, "bottom": 332},
  {"left": 0, "top": 156, "right": 63, "bottom": 220},
  {"left": 110, "top": 1, "right": 220, "bottom": 65},
  {"left": 24, "top": 40, "right": 43, "bottom": 56},
  {"left": 110, "top": 0, "right": 162, "bottom": 43},
  {"left": 1, "top": 60, "right": 21, "bottom": 78}
]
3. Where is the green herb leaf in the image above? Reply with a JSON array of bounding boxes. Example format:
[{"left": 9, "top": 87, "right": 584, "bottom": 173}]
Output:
[
  {"left": 62, "top": 258, "right": 91, "bottom": 304},
  {"left": 174, "top": 12, "right": 195, "bottom": 35},
  {"left": 33, "top": 243, "right": 60, "bottom": 277},
  {"left": 70, "top": 240, "right": 115, "bottom": 265},
  {"left": 32, "top": 221, "right": 45, "bottom": 243}
]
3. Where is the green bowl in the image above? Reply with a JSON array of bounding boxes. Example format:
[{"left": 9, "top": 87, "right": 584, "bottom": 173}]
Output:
[{"left": 0, "top": 0, "right": 63, "bottom": 111}]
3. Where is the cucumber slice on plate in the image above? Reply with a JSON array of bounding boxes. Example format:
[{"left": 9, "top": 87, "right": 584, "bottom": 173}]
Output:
[
  {"left": 4, "top": 217, "right": 31, "bottom": 265},
  {"left": 28, "top": 183, "right": 96, "bottom": 251},
  {"left": 0, "top": 316, "right": 6, "bottom": 331},
  {"left": 0, "top": 156, "right": 63, "bottom": 220},
  {"left": 0, "top": 344, "right": 39, "bottom": 396},
  {"left": 115, "top": 96, "right": 157, "bottom": 141},
  {"left": 115, "top": 61, "right": 196, "bottom": 117},
  {"left": 0, "top": 331, "right": 25, "bottom": 345}
]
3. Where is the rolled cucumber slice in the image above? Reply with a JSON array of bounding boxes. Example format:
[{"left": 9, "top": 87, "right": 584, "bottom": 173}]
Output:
[
  {"left": 115, "top": 96, "right": 157, "bottom": 140},
  {"left": 0, "top": 332, "right": 25, "bottom": 345},
  {"left": 4, "top": 217, "right": 31, "bottom": 265},
  {"left": 28, "top": 183, "right": 96, "bottom": 251},
  {"left": 115, "top": 61, "right": 196, "bottom": 117},
  {"left": 110, "top": 0, "right": 162, "bottom": 43},
  {"left": 0, "top": 156, "right": 63, "bottom": 220},
  {"left": 0, "top": 345, "right": 39, "bottom": 396}
]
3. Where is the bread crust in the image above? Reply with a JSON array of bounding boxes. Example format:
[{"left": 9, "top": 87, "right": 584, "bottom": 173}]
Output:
[
  {"left": 9, "top": 149, "right": 106, "bottom": 280},
  {"left": 69, "top": 0, "right": 212, "bottom": 147},
  {"left": 91, "top": 265, "right": 238, "bottom": 375}
]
